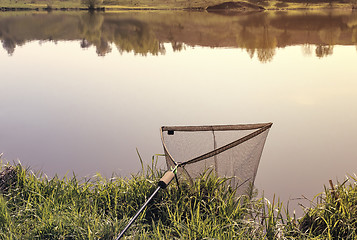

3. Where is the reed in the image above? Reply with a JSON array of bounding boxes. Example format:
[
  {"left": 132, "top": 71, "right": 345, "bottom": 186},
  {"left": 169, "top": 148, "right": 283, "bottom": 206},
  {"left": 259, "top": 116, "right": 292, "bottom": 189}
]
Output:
[
  {"left": 1, "top": 159, "right": 357, "bottom": 239},
  {"left": 299, "top": 176, "right": 357, "bottom": 239}
]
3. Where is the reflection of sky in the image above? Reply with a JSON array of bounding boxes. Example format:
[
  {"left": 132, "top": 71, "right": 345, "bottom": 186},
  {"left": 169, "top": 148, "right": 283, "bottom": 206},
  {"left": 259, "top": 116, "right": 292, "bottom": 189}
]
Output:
[{"left": 1, "top": 41, "right": 357, "bottom": 214}]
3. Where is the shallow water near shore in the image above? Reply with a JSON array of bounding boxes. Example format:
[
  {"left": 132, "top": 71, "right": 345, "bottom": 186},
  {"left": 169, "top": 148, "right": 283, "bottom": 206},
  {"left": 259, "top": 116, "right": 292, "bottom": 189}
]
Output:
[{"left": 1, "top": 10, "right": 357, "bottom": 214}]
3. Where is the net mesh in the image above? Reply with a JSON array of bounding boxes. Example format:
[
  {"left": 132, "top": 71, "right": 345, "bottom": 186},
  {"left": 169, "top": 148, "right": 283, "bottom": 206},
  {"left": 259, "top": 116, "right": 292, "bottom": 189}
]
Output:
[{"left": 161, "top": 123, "right": 272, "bottom": 196}]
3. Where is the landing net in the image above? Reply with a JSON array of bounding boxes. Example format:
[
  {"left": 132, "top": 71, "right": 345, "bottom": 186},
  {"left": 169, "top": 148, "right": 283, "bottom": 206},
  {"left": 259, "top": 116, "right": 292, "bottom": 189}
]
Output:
[{"left": 161, "top": 123, "right": 272, "bottom": 196}]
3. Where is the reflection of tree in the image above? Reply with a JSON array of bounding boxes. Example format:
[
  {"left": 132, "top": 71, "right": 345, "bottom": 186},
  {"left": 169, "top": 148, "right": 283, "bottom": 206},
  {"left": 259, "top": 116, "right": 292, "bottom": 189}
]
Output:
[
  {"left": 171, "top": 41, "right": 185, "bottom": 52},
  {"left": 315, "top": 45, "right": 333, "bottom": 58},
  {"left": 1, "top": 11, "right": 357, "bottom": 58},
  {"left": 236, "top": 15, "right": 277, "bottom": 63},
  {"left": 354, "top": 28, "right": 357, "bottom": 51},
  {"left": 78, "top": 13, "right": 112, "bottom": 56},
  {"left": 104, "top": 19, "right": 162, "bottom": 56},
  {"left": 318, "top": 27, "right": 341, "bottom": 45},
  {"left": 0, "top": 14, "right": 80, "bottom": 55},
  {"left": 246, "top": 48, "right": 255, "bottom": 59},
  {"left": 96, "top": 38, "right": 112, "bottom": 56},
  {"left": 352, "top": 28, "right": 357, "bottom": 43},
  {"left": 278, "top": 30, "right": 291, "bottom": 47},
  {"left": 81, "top": 38, "right": 91, "bottom": 48},
  {"left": 2, "top": 38, "right": 16, "bottom": 55},
  {"left": 237, "top": 27, "right": 257, "bottom": 59},
  {"left": 302, "top": 44, "right": 313, "bottom": 57},
  {"left": 257, "top": 48, "right": 275, "bottom": 63},
  {"left": 256, "top": 26, "right": 277, "bottom": 63},
  {"left": 0, "top": 19, "right": 18, "bottom": 55},
  {"left": 77, "top": 14, "right": 163, "bottom": 56}
]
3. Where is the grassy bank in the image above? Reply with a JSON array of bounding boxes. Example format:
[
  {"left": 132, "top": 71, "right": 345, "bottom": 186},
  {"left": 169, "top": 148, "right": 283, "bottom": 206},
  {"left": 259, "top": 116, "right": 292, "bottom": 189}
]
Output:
[
  {"left": 1, "top": 161, "right": 357, "bottom": 239},
  {"left": 0, "top": 0, "right": 355, "bottom": 11}
]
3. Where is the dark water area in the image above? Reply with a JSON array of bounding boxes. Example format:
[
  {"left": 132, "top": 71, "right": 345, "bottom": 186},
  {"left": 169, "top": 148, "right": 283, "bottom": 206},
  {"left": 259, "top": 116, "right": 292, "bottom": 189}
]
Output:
[{"left": 1, "top": 10, "right": 357, "bottom": 215}]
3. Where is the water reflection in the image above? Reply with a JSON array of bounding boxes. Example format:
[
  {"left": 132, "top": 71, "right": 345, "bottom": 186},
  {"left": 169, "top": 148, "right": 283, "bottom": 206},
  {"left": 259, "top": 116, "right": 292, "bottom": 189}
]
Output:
[{"left": 1, "top": 10, "right": 357, "bottom": 61}]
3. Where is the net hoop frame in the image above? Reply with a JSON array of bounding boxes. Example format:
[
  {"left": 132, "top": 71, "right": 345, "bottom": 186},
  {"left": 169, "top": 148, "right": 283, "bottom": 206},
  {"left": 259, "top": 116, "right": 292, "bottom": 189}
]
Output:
[{"left": 160, "top": 122, "right": 273, "bottom": 168}]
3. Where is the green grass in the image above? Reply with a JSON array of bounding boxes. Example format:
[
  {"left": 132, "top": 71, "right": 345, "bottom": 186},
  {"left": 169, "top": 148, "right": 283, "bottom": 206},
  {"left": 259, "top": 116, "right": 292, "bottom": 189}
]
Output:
[
  {"left": 1, "top": 157, "right": 357, "bottom": 239},
  {"left": 0, "top": 160, "right": 262, "bottom": 239},
  {"left": 299, "top": 176, "right": 357, "bottom": 239}
]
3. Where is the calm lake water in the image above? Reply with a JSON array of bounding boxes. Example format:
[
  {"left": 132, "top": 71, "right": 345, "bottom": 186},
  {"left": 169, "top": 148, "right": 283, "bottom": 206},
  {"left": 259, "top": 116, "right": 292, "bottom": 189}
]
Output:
[{"left": 1, "top": 10, "right": 357, "bottom": 212}]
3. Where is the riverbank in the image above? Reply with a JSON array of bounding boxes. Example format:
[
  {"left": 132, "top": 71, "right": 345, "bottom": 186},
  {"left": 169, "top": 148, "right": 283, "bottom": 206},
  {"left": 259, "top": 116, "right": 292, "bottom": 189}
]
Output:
[
  {"left": 0, "top": 0, "right": 356, "bottom": 12},
  {"left": 1, "top": 163, "right": 357, "bottom": 239}
]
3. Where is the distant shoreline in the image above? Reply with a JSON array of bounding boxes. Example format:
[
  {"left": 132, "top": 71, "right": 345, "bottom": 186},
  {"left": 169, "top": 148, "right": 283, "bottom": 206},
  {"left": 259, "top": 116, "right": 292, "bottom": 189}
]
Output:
[{"left": 1, "top": 0, "right": 356, "bottom": 12}]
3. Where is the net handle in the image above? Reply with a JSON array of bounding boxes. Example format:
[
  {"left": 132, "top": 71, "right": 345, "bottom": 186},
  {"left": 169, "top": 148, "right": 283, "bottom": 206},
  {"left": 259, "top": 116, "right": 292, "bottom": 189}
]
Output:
[
  {"left": 161, "top": 123, "right": 272, "bottom": 167},
  {"left": 161, "top": 123, "right": 271, "bottom": 132}
]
